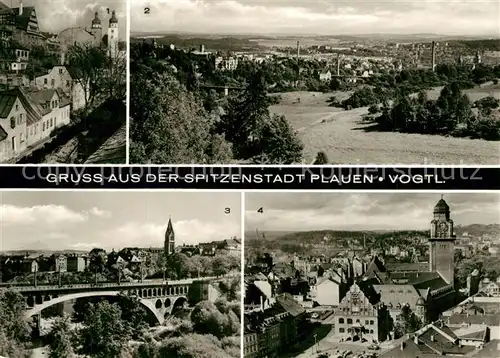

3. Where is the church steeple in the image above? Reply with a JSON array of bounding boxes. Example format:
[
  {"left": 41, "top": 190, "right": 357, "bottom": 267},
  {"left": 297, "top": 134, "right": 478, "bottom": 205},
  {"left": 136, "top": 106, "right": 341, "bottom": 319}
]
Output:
[{"left": 164, "top": 216, "right": 175, "bottom": 257}]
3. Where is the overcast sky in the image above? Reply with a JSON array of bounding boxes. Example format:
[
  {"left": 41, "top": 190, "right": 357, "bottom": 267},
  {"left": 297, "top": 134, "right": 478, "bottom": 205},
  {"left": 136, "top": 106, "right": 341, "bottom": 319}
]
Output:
[
  {"left": 131, "top": 0, "right": 500, "bottom": 36},
  {"left": 246, "top": 193, "right": 500, "bottom": 232},
  {"left": 0, "top": 192, "right": 241, "bottom": 252},
  {"left": 4, "top": 0, "right": 126, "bottom": 39}
]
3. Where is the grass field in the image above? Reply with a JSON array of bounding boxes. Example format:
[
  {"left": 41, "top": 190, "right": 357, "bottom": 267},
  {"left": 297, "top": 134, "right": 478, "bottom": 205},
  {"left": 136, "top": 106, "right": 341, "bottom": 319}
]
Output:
[{"left": 270, "top": 85, "right": 500, "bottom": 165}]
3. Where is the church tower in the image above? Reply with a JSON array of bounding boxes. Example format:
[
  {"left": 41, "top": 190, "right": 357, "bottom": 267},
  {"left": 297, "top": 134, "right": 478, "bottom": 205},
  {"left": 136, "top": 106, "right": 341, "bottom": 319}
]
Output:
[
  {"left": 108, "top": 10, "right": 119, "bottom": 58},
  {"left": 429, "top": 196, "right": 456, "bottom": 287},
  {"left": 164, "top": 217, "right": 175, "bottom": 257},
  {"left": 90, "top": 12, "right": 102, "bottom": 45}
]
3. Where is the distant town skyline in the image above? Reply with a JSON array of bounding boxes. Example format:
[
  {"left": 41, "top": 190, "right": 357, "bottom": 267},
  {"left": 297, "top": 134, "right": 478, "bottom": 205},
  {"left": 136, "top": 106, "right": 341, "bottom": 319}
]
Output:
[
  {"left": 246, "top": 193, "right": 500, "bottom": 232},
  {"left": 131, "top": 0, "right": 500, "bottom": 37},
  {"left": 0, "top": 192, "right": 241, "bottom": 252},
  {"left": 1, "top": 0, "right": 126, "bottom": 39}
]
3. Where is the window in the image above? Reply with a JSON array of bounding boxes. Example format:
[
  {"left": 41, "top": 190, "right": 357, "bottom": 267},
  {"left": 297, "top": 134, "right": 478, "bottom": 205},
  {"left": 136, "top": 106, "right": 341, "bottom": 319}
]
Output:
[
  {"left": 10, "top": 117, "right": 15, "bottom": 129},
  {"left": 339, "top": 328, "right": 345, "bottom": 333},
  {"left": 19, "top": 113, "right": 23, "bottom": 123},
  {"left": 370, "top": 329, "right": 374, "bottom": 334},
  {"left": 44, "top": 78, "right": 47, "bottom": 85},
  {"left": 20, "top": 132, "right": 24, "bottom": 143},
  {"left": 42, "top": 122, "right": 45, "bottom": 131},
  {"left": 339, "top": 318, "right": 344, "bottom": 324},
  {"left": 50, "top": 118, "right": 53, "bottom": 127},
  {"left": 11, "top": 136, "right": 15, "bottom": 151},
  {"left": 347, "top": 328, "right": 352, "bottom": 333},
  {"left": 356, "top": 319, "right": 360, "bottom": 323},
  {"left": 15, "top": 104, "right": 18, "bottom": 111},
  {"left": 59, "top": 69, "right": 63, "bottom": 74},
  {"left": 365, "top": 320, "right": 369, "bottom": 325},
  {"left": 370, "top": 320, "right": 374, "bottom": 325},
  {"left": 347, "top": 318, "right": 352, "bottom": 324},
  {"left": 51, "top": 79, "right": 55, "bottom": 86}
]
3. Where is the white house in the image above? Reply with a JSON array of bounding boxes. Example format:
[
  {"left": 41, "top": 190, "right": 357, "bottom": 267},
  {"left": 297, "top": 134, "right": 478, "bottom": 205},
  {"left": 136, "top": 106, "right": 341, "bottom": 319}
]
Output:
[
  {"left": 33, "top": 65, "right": 87, "bottom": 111},
  {"left": 319, "top": 70, "right": 332, "bottom": 82},
  {"left": 0, "top": 88, "right": 28, "bottom": 161},
  {"left": 0, "top": 87, "right": 71, "bottom": 162},
  {"left": 312, "top": 277, "right": 342, "bottom": 306}
]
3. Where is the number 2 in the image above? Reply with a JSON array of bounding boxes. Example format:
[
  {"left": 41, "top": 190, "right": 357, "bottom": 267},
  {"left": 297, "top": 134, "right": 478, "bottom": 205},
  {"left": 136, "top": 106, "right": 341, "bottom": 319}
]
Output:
[{"left": 144, "top": 7, "right": 151, "bottom": 14}]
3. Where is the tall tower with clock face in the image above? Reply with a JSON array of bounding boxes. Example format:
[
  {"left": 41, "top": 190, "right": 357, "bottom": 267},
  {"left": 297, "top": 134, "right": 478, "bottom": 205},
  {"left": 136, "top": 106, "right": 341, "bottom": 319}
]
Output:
[{"left": 429, "top": 196, "right": 456, "bottom": 287}]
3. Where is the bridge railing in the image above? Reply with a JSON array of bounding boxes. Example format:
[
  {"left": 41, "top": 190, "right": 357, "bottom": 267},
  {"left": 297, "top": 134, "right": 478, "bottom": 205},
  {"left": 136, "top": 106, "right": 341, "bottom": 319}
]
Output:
[{"left": 2, "top": 274, "right": 237, "bottom": 292}]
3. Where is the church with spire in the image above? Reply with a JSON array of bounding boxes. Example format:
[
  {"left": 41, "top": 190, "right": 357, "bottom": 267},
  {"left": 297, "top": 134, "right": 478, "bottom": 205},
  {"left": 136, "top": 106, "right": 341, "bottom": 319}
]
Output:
[
  {"left": 57, "top": 9, "right": 120, "bottom": 57},
  {"left": 164, "top": 217, "right": 175, "bottom": 257}
]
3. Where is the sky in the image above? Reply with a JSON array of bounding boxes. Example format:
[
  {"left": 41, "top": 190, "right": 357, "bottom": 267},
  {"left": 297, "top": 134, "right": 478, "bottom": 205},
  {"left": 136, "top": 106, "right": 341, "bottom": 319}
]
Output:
[
  {"left": 0, "top": 192, "right": 241, "bottom": 252},
  {"left": 131, "top": 0, "right": 500, "bottom": 36},
  {"left": 2, "top": 0, "right": 126, "bottom": 39},
  {"left": 246, "top": 193, "right": 500, "bottom": 232}
]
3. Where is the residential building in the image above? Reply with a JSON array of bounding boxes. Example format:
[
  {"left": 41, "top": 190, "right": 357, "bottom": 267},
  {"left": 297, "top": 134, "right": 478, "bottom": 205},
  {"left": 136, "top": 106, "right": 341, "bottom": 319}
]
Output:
[
  {"left": 244, "top": 294, "right": 306, "bottom": 358},
  {"left": 67, "top": 255, "right": 86, "bottom": 272},
  {"left": 0, "top": 87, "right": 71, "bottom": 162},
  {"left": 311, "top": 276, "right": 343, "bottom": 306},
  {"left": 54, "top": 255, "right": 67, "bottom": 272},
  {"left": 319, "top": 70, "right": 332, "bottom": 82},
  {"left": 33, "top": 65, "right": 87, "bottom": 111},
  {"left": 0, "top": 1, "right": 43, "bottom": 46}
]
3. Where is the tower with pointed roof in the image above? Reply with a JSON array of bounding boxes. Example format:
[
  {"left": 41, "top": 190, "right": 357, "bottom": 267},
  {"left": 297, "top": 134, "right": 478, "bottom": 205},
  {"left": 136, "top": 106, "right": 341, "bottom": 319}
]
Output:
[
  {"left": 108, "top": 10, "right": 119, "bottom": 58},
  {"left": 164, "top": 217, "right": 175, "bottom": 257},
  {"left": 90, "top": 12, "right": 102, "bottom": 45},
  {"left": 429, "top": 196, "right": 456, "bottom": 287}
]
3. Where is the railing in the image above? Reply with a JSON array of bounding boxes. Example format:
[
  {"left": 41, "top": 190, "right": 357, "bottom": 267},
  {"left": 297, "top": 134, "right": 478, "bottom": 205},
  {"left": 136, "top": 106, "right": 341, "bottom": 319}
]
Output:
[{"left": 2, "top": 274, "right": 235, "bottom": 293}]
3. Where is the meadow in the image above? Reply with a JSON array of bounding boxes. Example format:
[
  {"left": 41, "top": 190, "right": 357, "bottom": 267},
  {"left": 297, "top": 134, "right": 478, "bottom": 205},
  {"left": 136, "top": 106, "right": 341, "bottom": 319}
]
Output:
[{"left": 270, "top": 84, "right": 500, "bottom": 165}]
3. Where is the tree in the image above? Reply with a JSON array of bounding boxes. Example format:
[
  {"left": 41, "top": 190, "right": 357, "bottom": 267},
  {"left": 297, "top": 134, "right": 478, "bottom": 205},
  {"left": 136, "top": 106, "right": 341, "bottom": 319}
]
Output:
[
  {"left": 129, "top": 71, "right": 232, "bottom": 164},
  {"left": 166, "top": 253, "right": 194, "bottom": 279},
  {"left": 48, "top": 314, "right": 74, "bottom": 358},
  {"left": 77, "top": 301, "right": 131, "bottom": 358},
  {"left": 393, "top": 305, "right": 422, "bottom": 338},
  {"left": 101, "top": 50, "right": 126, "bottom": 100},
  {"left": 313, "top": 151, "right": 329, "bottom": 164},
  {"left": 88, "top": 248, "right": 108, "bottom": 274},
  {"left": 0, "top": 289, "right": 31, "bottom": 358},
  {"left": 67, "top": 43, "right": 108, "bottom": 111},
  {"left": 158, "top": 334, "right": 234, "bottom": 358},
  {"left": 257, "top": 114, "right": 303, "bottom": 164}
]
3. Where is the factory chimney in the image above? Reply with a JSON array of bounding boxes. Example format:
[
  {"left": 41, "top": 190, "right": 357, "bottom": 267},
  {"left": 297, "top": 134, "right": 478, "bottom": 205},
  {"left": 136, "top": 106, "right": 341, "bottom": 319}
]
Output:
[
  {"left": 337, "top": 53, "right": 341, "bottom": 76},
  {"left": 199, "top": 44, "right": 205, "bottom": 54},
  {"left": 431, "top": 41, "right": 436, "bottom": 72},
  {"left": 19, "top": 0, "right": 23, "bottom": 15}
]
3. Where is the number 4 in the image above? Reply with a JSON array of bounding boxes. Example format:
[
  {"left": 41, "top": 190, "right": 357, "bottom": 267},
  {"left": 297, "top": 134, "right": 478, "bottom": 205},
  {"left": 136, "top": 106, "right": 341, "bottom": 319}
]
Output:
[{"left": 257, "top": 207, "right": 263, "bottom": 214}]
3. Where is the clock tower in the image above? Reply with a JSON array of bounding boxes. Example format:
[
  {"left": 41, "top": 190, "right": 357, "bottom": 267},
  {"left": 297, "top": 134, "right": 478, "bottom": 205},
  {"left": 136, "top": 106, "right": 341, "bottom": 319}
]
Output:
[{"left": 429, "top": 196, "right": 456, "bottom": 287}]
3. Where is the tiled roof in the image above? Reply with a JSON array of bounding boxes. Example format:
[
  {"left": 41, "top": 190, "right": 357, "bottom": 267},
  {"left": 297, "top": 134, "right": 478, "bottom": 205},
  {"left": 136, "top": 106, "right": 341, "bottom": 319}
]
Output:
[
  {"left": 12, "top": 7, "right": 37, "bottom": 32},
  {"left": 373, "top": 284, "right": 422, "bottom": 307},
  {"left": 386, "top": 262, "right": 429, "bottom": 272},
  {"left": 0, "top": 91, "right": 17, "bottom": 118},
  {"left": 448, "top": 314, "right": 500, "bottom": 327},
  {"left": 0, "top": 125, "right": 7, "bottom": 142},
  {"left": 275, "top": 293, "right": 305, "bottom": 317}
]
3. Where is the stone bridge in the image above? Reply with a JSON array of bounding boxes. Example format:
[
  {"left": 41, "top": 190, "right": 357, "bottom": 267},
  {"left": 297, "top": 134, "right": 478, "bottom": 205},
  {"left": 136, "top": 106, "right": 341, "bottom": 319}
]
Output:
[{"left": 6, "top": 275, "right": 232, "bottom": 325}]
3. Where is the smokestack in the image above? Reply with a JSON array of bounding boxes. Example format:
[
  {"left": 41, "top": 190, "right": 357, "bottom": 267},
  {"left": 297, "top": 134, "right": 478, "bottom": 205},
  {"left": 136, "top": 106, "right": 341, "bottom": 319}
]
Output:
[
  {"left": 296, "top": 40, "right": 300, "bottom": 59},
  {"left": 199, "top": 44, "right": 205, "bottom": 54},
  {"left": 431, "top": 41, "right": 436, "bottom": 72},
  {"left": 337, "top": 53, "right": 341, "bottom": 76},
  {"left": 400, "top": 342, "right": 405, "bottom": 350},
  {"left": 19, "top": 0, "right": 23, "bottom": 15},
  {"left": 60, "top": 52, "right": 66, "bottom": 66}
]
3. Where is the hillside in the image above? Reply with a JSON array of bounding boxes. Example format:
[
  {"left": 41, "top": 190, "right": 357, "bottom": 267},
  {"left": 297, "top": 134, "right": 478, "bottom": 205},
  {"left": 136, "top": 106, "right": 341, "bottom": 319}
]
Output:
[{"left": 455, "top": 223, "right": 500, "bottom": 237}]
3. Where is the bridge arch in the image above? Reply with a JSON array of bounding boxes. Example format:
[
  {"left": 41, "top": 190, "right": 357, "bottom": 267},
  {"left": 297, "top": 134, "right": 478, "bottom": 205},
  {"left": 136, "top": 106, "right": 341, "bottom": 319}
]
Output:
[{"left": 23, "top": 291, "right": 165, "bottom": 324}]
